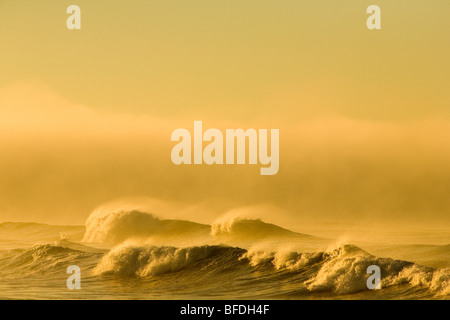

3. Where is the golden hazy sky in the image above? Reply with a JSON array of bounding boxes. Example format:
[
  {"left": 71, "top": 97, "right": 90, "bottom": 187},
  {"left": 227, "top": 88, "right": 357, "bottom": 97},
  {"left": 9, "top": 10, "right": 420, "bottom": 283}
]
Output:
[
  {"left": 1, "top": 0, "right": 449, "bottom": 119},
  {"left": 0, "top": 1, "right": 449, "bottom": 227}
]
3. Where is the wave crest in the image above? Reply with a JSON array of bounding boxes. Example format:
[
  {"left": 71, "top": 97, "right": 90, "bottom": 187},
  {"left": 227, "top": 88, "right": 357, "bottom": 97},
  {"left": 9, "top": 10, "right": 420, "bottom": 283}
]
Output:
[
  {"left": 94, "top": 244, "right": 243, "bottom": 276},
  {"left": 0, "top": 244, "right": 98, "bottom": 279},
  {"left": 304, "top": 245, "right": 449, "bottom": 295},
  {"left": 211, "top": 216, "right": 303, "bottom": 239},
  {"left": 83, "top": 208, "right": 209, "bottom": 244}
]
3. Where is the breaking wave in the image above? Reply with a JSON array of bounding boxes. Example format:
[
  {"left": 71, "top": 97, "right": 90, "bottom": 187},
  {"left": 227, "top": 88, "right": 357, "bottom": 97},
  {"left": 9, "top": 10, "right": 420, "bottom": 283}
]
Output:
[
  {"left": 1, "top": 207, "right": 448, "bottom": 299},
  {"left": 0, "top": 241, "right": 103, "bottom": 279},
  {"left": 94, "top": 244, "right": 246, "bottom": 277},
  {"left": 82, "top": 207, "right": 312, "bottom": 246},
  {"left": 89, "top": 241, "right": 449, "bottom": 297},
  {"left": 82, "top": 208, "right": 210, "bottom": 244},
  {"left": 211, "top": 215, "right": 309, "bottom": 239}
]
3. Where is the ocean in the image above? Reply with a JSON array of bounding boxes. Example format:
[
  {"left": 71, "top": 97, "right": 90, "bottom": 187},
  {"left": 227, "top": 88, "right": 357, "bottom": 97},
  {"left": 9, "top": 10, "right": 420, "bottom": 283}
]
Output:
[{"left": 0, "top": 208, "right": 448, "bottom": 300}]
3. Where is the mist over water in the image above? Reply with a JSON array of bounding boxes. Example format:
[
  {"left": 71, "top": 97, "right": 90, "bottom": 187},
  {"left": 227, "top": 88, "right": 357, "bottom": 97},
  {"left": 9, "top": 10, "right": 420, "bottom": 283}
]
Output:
[{"left": 2, "top": 82, "right": 450, "bottom": 230}]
